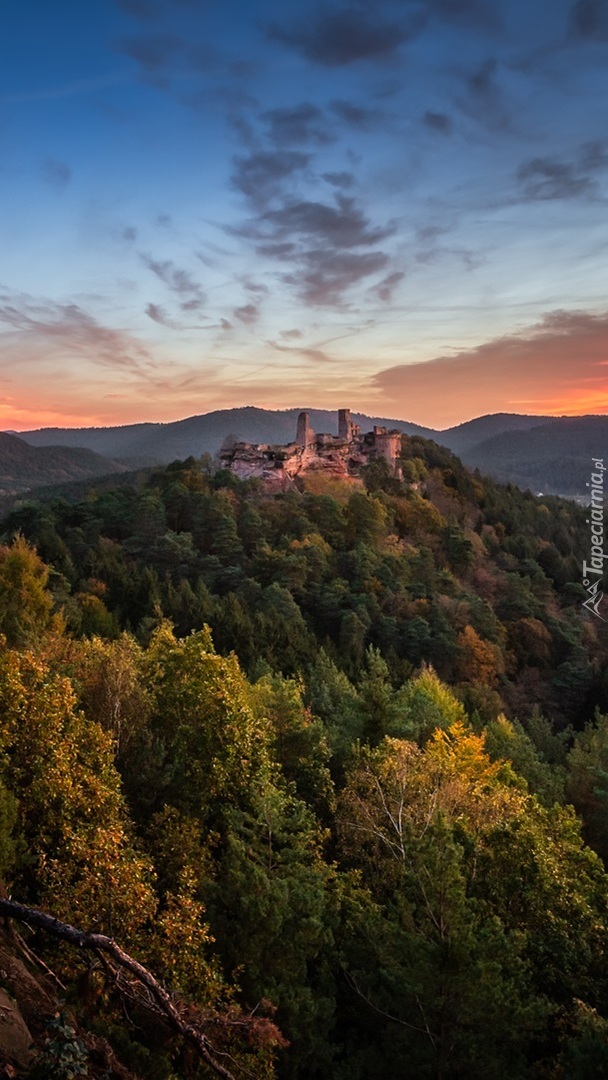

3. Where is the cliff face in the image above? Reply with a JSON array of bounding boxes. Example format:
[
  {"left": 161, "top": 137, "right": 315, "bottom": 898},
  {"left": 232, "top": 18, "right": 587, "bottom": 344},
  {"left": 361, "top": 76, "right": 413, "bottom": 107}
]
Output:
[{"left": 220, "top": 410, "right": 402, "bottom": 489}]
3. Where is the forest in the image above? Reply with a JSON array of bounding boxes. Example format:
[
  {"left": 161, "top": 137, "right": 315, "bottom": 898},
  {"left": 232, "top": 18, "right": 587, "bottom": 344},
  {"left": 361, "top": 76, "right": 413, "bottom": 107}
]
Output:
[{"left": 0, "top": 433, "right": 606, "bottom": 1078}]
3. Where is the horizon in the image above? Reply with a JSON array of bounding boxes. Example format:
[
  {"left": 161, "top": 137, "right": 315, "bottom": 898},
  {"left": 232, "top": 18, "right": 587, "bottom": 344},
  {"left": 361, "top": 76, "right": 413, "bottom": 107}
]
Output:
[
  {"left": 2, "top": 2, "right": 608, "bottom": 429},
  {"left": 5, "top": 403, "right": 603, "bottom": 438}
]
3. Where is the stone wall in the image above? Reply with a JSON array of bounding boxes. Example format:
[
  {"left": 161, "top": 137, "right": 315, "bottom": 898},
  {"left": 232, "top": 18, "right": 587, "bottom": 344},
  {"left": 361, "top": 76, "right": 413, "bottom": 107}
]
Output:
[{"left": 220, "top": 410, "right": 402, "bottom": 487}]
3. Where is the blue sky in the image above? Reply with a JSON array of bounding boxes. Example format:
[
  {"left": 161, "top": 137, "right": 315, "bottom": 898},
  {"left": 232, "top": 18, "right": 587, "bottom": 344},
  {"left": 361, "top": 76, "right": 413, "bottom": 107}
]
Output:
[{"left": 2, "top": 0, "right": 608, "bottom": 429}]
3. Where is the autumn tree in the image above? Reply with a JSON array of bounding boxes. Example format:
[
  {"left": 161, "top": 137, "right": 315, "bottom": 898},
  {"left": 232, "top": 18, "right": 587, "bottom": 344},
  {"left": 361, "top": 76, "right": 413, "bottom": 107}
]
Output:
[{"left": 0, "top": 535, "right": 55, "bottom": 647}]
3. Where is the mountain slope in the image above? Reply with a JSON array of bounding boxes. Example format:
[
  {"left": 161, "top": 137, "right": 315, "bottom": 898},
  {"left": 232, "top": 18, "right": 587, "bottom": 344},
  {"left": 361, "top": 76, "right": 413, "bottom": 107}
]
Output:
[
  {"left": 459, "top": 416, "right": 608, "bottom": 494},
  {"left": 0, "top": 432, "right": 126, "bottom": 494},
  {"left": 13, "top": 407, "right": 608, "bottom": 497},
  {"left": 438, "top": 412, "right": 564, "bottom": 454},
  {"left": 17, "top": 408, "right": 435, "bottom": 466}
]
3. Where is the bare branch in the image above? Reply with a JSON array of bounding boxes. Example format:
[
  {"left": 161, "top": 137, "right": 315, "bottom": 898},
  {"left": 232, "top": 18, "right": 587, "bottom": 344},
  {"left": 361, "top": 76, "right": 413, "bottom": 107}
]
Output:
[{"left": 0, "top": 897, "right": 236, "bottom": 1080}]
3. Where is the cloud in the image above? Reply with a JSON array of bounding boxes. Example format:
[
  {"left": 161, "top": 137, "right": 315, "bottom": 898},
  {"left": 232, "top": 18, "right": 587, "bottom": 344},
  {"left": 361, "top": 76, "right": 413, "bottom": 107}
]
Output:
[
  {"left": 423, "top": 110, "right": 453, "bottom": 134},
  {"left": 116, "top": 32, "right": 182, "bottom": 78},
  {"left": 233, "top": 303, "right": 259, "bottom": 325},
  {"left": 569, "top": 0, "right": 608, "bottom": 40},
  {"left": 268, "top": 339, "right": 332, "bottom": 364},
  {"left": 266, "top": 6, "right": 421, "bottom": 66},
  {"left": 283, "top": 249, "right": 390, "bottom": 307},
  {"left": 517, "top": 157, "right": 594, "bottom": 200},
  {"left": 371, "top": 270, "right": 406, "bottom": 302},
  {"left": 241, "top": 278, "right": 268, "bottom": 298},
  {"left": 141, "top": 255, "right": 206, "bottom": 310},
  {"left": 579, "top": 140, "right": 608, "bottom": 171},
  {"left": 231, "top": 150, "right": 311, "bottom": 207},
  {"left": 41, "top": 158, "right": 72, "bottom": 192},
  {"left": 229, "top": 98, "right": 399, "bottom": 308},
  {"left": 515, "top": 141, "right": 608, "bottom": 201},
  {"left": 262, "top": 102, "right": 333, "bottom": 146},
  {"left": 0, "top": 293, "right": 157, "bottom": 375},
  {"left": 372, "top": 308, "right": 608, "bottom": 427},
  {"left": 232, "top": 192, "right": 397, "bottom": 307},
  {"left": 329, "top": 99, "right": 385, "bottom": 130},
  {"left": 260, "top": 195, "right": 396, "bottom": 249},
  {"left": 145, "top": 302, "right": 174, "bottom": 326},
  {"left": 427, "top": 0, "right": 501, "bottom": 30},
  {"left": 323, "top": 170, "right": 356, "bottom": 188},
  {"left": 457, "top": 57, "right": 511, "bottom": 131}
]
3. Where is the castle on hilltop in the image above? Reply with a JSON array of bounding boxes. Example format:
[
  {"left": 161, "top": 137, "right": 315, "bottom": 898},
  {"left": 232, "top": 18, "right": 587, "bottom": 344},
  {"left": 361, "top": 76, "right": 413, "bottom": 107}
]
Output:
[{"left": 220, "top": 409, "right": 403, "bottom": 489}]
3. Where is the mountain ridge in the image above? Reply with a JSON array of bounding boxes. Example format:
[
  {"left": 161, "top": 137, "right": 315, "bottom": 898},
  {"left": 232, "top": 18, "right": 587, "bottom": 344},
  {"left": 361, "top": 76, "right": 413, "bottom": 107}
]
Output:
[
  {"left": 0, "top": 431, "right": 127, "bottom": 495},
  {"left": 8, "top": 407, "right": 608, "bottom": 497}
]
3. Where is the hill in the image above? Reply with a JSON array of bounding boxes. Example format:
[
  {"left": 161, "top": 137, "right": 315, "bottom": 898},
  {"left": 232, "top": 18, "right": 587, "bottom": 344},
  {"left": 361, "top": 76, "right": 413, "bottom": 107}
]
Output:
[
  {"left": 13, "top": 407, "right": 608, "bottom": 497},
  {"left": 0, "top": 436, "right": 607, "bottom": 1077},
  {"left": 16, "top": 408, "right": 435, "bottom": 466},
  {"left": 438, "top": 412, "right": 563, "bottom": 454},
  {"left": 0, "top": 431, "right": 126, "bottom": 494},
  {"left": 458, "top": 416, "right": 608, "bottom": 495}
]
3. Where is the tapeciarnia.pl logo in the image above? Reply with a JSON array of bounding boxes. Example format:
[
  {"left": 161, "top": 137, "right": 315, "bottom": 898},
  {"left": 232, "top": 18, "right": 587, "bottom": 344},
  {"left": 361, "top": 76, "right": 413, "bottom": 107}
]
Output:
[{"left": 582, "top": 458, "right": 606, "bottom": 620}]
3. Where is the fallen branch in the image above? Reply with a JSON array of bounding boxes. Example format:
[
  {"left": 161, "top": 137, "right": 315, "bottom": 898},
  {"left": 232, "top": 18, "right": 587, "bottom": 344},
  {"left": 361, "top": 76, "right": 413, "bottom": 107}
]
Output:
[{"left": 0, "top": 897, "right": 236, "bottom": 1079}]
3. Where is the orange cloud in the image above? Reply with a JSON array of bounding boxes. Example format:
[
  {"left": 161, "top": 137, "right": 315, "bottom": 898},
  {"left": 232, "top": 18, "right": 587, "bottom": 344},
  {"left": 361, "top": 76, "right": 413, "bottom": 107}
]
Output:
[{"left": 372, "top": 309, "right": 608, "bottom": 428}]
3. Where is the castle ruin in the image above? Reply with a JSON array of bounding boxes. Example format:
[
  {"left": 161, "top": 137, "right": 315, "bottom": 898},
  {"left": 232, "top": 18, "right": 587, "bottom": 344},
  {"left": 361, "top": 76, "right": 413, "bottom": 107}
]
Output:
[{"left": 220, "top": 409, "right": 403, "bottom": 489}]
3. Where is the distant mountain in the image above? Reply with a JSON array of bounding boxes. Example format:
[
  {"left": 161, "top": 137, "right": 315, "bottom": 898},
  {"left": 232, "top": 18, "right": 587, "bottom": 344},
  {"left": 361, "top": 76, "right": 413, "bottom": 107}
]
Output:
[
  {"left": 17, "top": 408, "right": 435, "bottom": 466},
  {"left": 457, "top": 416, "right": 608, "bottom": 495},
  {"left": 13, "top": 407, "right": 608, "bottom": 498},
  {"left": 437, "top": 412, "right": 564, "bottom": 454},
  {"left": 0, "top": 432, "right": 126, "bottom": 495}
]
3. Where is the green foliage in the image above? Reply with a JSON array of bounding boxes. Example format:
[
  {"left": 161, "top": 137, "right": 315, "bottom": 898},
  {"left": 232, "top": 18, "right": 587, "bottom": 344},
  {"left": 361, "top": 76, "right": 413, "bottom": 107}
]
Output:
[
  {"left": 390, "top": 665, "right": 468, "bottom": 743},
  {"left": 0, "top": 534, "right": 55, "bottom": 647},
  {"left": 30, "top": 1014, "right": 89, "bottom": 1079},
  {"left": 210, "top": 783, "right": 338, "bottom": 1076},
  {"left": 567, "top": 711, "right": 608, "bottom": 860},
  {"left": 484, "top": 715, "right": 566, "bottom": 805},
  {"left": 0, "top": 445, "right": 606, "bottom": 1078},
  {"left": 0, "top": 647, "right": 156, "bottom": 937}
]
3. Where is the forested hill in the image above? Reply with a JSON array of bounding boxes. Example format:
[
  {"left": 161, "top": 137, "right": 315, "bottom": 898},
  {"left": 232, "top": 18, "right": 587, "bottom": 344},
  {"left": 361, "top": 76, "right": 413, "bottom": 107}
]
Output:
[
  {"left": 3, "top": 434, "right": 603, "bottom": 726},
  {"left": 15, "top": 407, "right": 435, "bottom": 465},
  {"left": 0, "top": 429, "right": 126, "bottom": 493},
  {"left": 14, "top": 407, "right": 607, "bottom": 496},
  {"left": 0, "top": 435, "right": 607, "bottom": 1077}
]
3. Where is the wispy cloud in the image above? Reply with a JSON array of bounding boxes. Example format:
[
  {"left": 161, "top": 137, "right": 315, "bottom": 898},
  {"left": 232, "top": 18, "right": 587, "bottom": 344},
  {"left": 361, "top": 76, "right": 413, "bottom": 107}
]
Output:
[
  {"left": 233, "top": 303, "right": 259, "bottom": 325},
  {"left": 266, "top": 5, "right": 424, "bottom": 66},
  {"left": 0, "top": 293, "right": 157, "bottom": 375},
  {"left": 516, "top": 141, "right": 608, "bottom": 201},
  {"left": 569, "top": 0, "right": 608, "bottom": 41},
  {"left": 372, "top": 308, "right": 608, "bottom": 426},
  {"left": 268, "top": 339, "right": 332, "bottom": 364},
  {"left": 262, "top": 102, "right": 333, "bottom": 146},
  {"left": 141, "top": 254, "right": 206, "bottom": 311}
]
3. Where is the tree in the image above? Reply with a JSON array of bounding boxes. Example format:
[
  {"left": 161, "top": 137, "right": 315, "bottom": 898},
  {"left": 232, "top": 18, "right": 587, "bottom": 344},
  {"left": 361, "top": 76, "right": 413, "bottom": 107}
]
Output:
[
  {"left": 140, "top": 622, "right": 273, "bottom": 822},
  {"left": 567, "top": 711, "right": 608, "bottom": 861},
  {"left": 0, "top": 535, "right": 55, "bottom": 647},
  {"left": 390, "top": 666, "right": 468, "bottom": 744},
  {"left": 0, "top": 646, "right": 155, "bottom": 939},
  {"left": 0, "top": 896, "right": 283, "bottom": 1080},
  {"left": 336, "top": 730, "right": 542, "bottom": 1078}
]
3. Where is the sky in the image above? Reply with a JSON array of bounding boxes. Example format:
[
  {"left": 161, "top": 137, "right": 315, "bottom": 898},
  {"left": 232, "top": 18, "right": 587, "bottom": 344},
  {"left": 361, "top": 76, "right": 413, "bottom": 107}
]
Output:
[{"left": 2, "top": 0, "right": 608, "bottom": 430}]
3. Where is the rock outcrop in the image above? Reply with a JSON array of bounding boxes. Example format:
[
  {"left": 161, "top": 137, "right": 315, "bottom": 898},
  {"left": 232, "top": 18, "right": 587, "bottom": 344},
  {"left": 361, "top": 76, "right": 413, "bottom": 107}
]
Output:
[{"left": 220, "top": 409, "right": 403, "bottom": 490}]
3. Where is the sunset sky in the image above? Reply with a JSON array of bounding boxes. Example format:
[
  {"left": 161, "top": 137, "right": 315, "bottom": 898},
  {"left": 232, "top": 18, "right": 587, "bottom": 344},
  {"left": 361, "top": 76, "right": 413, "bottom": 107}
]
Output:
[{"left": 2, "top": 0, "right": 608, "bottom": 430}]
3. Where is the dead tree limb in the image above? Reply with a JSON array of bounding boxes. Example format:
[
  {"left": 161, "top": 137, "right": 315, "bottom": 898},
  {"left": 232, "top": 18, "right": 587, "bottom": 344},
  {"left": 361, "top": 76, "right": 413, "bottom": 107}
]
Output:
[{"left": 0, "top": 897, "right": 236, "bottom": 1080}]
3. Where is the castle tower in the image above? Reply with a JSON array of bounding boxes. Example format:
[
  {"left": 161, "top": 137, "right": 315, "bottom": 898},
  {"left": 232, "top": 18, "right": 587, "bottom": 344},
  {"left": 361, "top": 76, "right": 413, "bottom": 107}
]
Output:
[
  {"left": 296, "top": 411, "right": 315, "bottom": 447},
  {"left": 339, "top": 408, "right": 352, "bottom": 441},
  {"left": 373, "top": 431, "right": 403, "bottom": 477}
]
